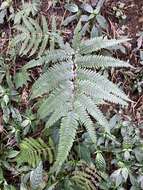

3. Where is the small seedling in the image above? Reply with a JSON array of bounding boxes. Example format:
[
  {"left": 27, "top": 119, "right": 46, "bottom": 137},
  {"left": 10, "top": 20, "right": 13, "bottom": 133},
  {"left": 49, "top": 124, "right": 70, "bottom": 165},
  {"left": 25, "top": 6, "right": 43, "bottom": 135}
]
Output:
[{"left": 112, "top": 2, "right": 127, "bottom": 20}]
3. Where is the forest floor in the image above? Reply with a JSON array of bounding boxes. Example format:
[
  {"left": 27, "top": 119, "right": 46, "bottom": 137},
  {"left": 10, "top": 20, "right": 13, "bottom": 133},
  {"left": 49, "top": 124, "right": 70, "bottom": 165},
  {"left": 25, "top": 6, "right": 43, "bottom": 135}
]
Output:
[{"left": 0, "top": 0, "right": 143, "bottom": 189}]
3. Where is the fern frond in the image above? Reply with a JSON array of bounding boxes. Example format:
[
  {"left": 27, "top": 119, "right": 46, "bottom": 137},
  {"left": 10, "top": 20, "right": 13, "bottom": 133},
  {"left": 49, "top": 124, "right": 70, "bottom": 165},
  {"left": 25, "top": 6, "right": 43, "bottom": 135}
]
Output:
[
  {"left": 27, "top": 17, "right": 43, "bottom": 56},
  {"left": 22, "top": 49, "right": 71, "bottom": 71},
  {"left": 13, "top": 0, "right": 41, "bottom": 25},
  {"left": 23, "top": 47, "right": 74, "bottom": 71},
  {"left": 45, "top": 106, "right": 68, "bottom": 128},
  {"left": 71, "top": 161, "right": 99, "bottom": 190},
  {"left": 46, "top": 49, "right": 67, "bottom": 62},
  {"left": 17, "top": 138, "right": 54, "bottom": 167},
  {"left": 21, "top": 17, "right": 39, "bottom": 55},
  {"left": 77, "top": 55, "right": 132, "bottom": 68},
  {"left": 13, "top": 25, "right": 30, "bottom": 43},
  {"left": 45, "top": 111, "right": 63, "bottom": 128},
  {"left": 79, "top": 37, "right": 129, "bottom": 54},
  {"left": 14, "top": 16, "right": 49, "bottom": 57},
  {"left": 44, "top": 49, "right": 73, "bottom": 64},
  {"left": 54, "top": 112, "right": 79, "bottom": 167},
  {"left": 30, "top": 29, "right": 132, "bottom": 169},
  {"left": 38, "top": 15, "right": 49, "bottom": 56},
  {"left": 72, "top": 172, "right": 96, "bottom": 190}
]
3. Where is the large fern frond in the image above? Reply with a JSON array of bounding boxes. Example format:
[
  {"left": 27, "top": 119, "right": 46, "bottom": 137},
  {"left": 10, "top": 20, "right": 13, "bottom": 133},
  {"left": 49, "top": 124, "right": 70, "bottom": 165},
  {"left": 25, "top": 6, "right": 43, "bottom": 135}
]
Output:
[
  {"left": 29, "top": 27, "right": 132, "bottom": 168},
  {"left": 38, "top": 85, "right": 72, "bottom": 119},
  {"left": 78, "top": 80, "right": 128, "bottom": 106},
  {"left": 22, "top": 48, "right": 73, "bottom": 71}
]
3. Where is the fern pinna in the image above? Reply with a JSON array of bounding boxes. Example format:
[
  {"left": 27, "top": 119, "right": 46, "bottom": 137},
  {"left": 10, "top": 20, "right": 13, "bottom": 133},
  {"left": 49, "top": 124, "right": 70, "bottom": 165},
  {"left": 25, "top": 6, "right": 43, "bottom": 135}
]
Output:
[
  {"left": 17, "top": 138, "right": 54, "bottom": 167},
  {"left": 24, "top": 22, "right": 132, "bottom": 169}
]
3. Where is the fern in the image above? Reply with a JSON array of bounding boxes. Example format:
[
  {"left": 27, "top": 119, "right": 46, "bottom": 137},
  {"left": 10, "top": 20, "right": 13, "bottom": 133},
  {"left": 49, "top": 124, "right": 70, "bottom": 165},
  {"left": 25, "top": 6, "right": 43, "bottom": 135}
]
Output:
[
  {"left": 17, "top": 138, "right": 54, "bottom": 167},
  {"left": 71, "top": 161, "right": 100, "bottom": 190},
  {"left": 14, "top": 15, "right": 58, "bottom": 57},
  {"left": 26, "top": 23, "right": 132, "bottom": 168},
  {"left": 14, "top": 15, "right": 48, "bottom": 56},
  {"left": 13, "top": 0, "right": 41, "bottom": 24}
]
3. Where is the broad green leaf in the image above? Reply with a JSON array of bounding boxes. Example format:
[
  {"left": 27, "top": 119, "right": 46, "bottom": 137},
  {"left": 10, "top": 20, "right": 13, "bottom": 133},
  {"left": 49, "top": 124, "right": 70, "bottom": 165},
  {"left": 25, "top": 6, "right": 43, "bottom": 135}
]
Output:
[
  {"left": 96, "top": 14, "right": 108, "bottom": 29},
  {"left": 65, "top": 3, "right": 79, "bottom": 13}
]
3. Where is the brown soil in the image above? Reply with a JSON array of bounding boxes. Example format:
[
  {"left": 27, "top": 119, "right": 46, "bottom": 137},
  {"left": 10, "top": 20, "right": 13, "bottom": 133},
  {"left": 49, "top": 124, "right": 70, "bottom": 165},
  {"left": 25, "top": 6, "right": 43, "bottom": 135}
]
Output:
[
  {"left": 125, "top": 0, "right": 143, "bottom": 37},
  {"left": 105, "top": 0, "right": 143, "bottom": 37}
]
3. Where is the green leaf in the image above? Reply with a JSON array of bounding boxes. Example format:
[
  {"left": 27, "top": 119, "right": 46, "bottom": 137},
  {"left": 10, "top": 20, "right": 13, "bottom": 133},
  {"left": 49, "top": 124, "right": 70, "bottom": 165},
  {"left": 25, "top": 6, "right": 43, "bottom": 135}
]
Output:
[
  {"left": 91, "top": 25, "right": 99, "bottom": 38},
  {"left": 62, "top": 14, "right": 77, "bottom": 26},
  {"left": 134, "top": 148, "right": 143, "bottom": 162},
  {"left": 96, "top": 14, "right": 108, "bottom": 29},
  {"left": 121, "top": 168, "right": 128, "bottom": 181},
  {"left": 7, "top": 150, "right": 19, "bottom": 158},
  {"left": 65, "top": 3, "right": 79, "bottom": 13},
  {"left": 0, "top": 167, "right": 4, "bottom": 184},
  {"left": 0, "top": 9, "right": 6, "bottom": 24},
  {"left": 30, "top": 162, "right": 43, "bottom": 189},
  {"left": 77, "top": 144, "right": 91, "bottom": 163},
  {"left": 82, "top": 4, "right": 93, "bottom": 13},
  {"left": 110, "top": 169, "right": 123, "bottom": 187},
  {"left": 95, "top": 152, "right": 106, "bottom": 171},
  {"left": 95, "top": 0, "right": 105, "bottom": 14}
]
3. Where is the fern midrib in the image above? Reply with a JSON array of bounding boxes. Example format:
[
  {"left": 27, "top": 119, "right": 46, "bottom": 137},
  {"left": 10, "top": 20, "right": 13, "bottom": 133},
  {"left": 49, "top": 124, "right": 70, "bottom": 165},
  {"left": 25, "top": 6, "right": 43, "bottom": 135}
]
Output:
[{"left": 69, "top": 54, "right": 78, "bottom": 112}]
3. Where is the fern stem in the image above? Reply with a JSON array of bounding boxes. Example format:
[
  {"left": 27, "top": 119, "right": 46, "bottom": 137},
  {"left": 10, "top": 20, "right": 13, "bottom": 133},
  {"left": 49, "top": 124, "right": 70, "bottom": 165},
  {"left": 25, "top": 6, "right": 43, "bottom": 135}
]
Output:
[{"left": 69, "top": 57, "right": 77, "bottom": 112}]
